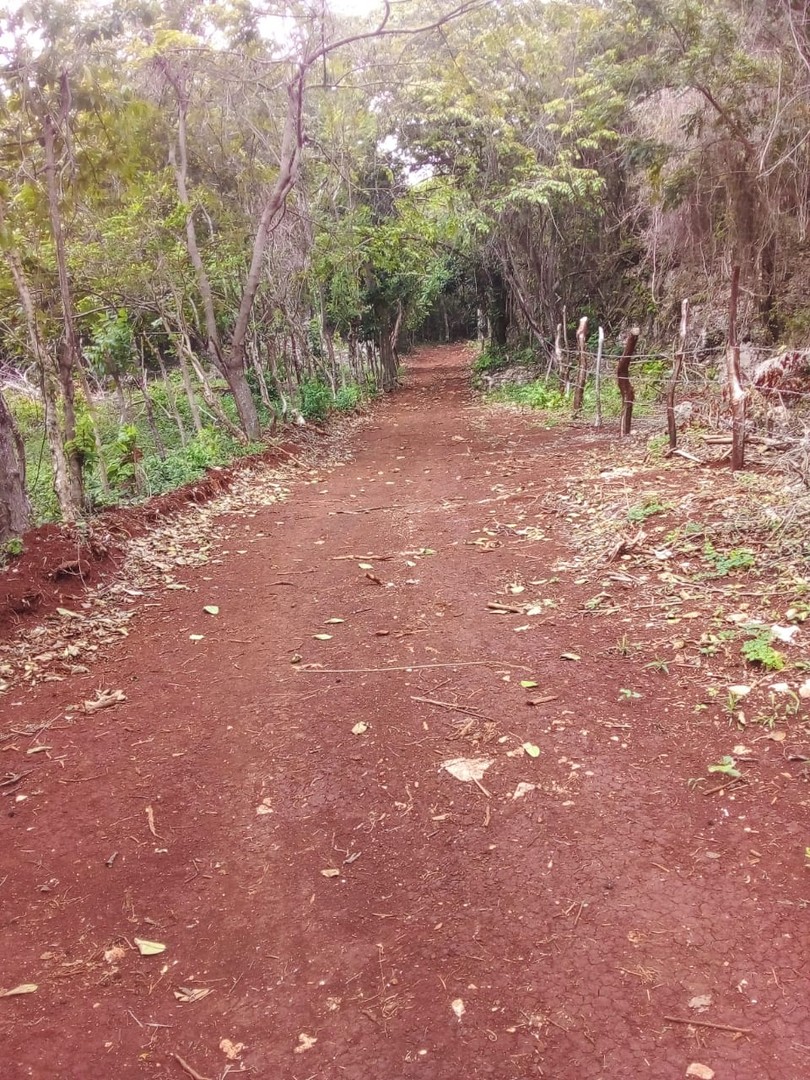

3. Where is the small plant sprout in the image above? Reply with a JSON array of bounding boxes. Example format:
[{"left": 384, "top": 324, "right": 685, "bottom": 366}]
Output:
[
  {"left": 643, "top": 657, "right": 669, "bottom": 674},
  {"left": 708, "top": 756, "right": 741, "bottom": 778},
  {"left": 804, "top": 847, "right": 810, "bottom": 864},
  {"left": 618, "top": 688, "right": 642, "bottom": 701}
]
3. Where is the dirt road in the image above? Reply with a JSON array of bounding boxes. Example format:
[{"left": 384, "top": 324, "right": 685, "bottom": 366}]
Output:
[{"left": 1, "top": 345, "right": 808, "bottom": 1079}]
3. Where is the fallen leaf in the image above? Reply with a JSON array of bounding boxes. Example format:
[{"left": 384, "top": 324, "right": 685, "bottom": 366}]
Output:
[
  {"left": 522, "top": 742, "right": 541, "bottom": 758},
  {"left": 175, "top": 987, "right": 212, "bottom": 1003},
  {"left": 189, "top": 634, "right": 204, "bottom": 642},
  {"left": 313, "top": 634, "right": 333, "bottom": 641},
  {"left": 84, "top": 689, "right": 126, "bottom": 714},
  {"left": 0, "top": 984, "right": 37, "bottom": 997},
  {"left": 256, "top": 799, "right": 273, "bottom": 815},
  {"left": 352, "top": 721, "right": 369, "bottom": 735},
  {"left": 134, "top": 938, "right": 166, "bottom": 956},
  {"left": 728, "top": 684, "right": 752, "bottom": 697},
  {"left": 203, "top": 605, "right": 219, "bottom": 616},
  {"left": 294, "top": 1033, "right": 317, "bottom": 1054},
  {"left": 512, "top": 782, "right": 536, "bottom": 800},
  {"left": 451, "top": 998, "right": 466, "bottom": 1019},
  {"left": 441, "top": 757, "right": 494, "bottom": 783},
  {"left": 520, "top": 680, "right": 538, "bottom": 689},
  {"left": 771, "top": 624, "right": 798, "bottom": 644},
  {"left": 687, "top": 994, "right": 712, "bottom": 1012},
  {"left": 220, "top": 1038, "right": 245, "bottom": 1060},
  {"left": 358, "top": 562, "right": 374, "bottom": 570},
  {"left": 560, "top": 653, "right": 581, "bottom": 661},
  {"left": 325, "top": 618, "right": 344, "bottom": 624},
  {"left": 686, "top": 1065, "right": 715, "bottom": 1080},
  {"left": 320, "top": 868, "right": 340, "bottom": 878}
]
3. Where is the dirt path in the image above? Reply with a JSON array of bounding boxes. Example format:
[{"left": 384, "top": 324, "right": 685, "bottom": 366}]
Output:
[{"left": 2, "top": 345, "right": 809, "bottom": 1080}]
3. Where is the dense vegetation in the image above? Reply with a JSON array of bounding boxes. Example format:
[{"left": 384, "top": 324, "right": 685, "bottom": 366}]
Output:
[{"left": 1, "top": 0, "right": 809, "bottom": 539}]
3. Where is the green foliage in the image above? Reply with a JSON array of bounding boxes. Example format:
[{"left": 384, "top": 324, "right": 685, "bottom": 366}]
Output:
[
  {"left": 472, "top": 345, "right": 512, "bottom": 375},
  {"left": 489, "top": 379, "right": 567, "bottom": 411},
  {"left": 298, "top": 379, "right": 333, "bottom": 423},
  {"left": 627, "top": 496, "right": 669, "bottom": 523},
  {"left": 708, "top": 756, "right": 741, "bottom": 778},
  {"left": 65, "top": 413, "right": 98, "bottom": 468},
  {"left": 334, "top": 384, "right": 364, "bottom": 412},
  {"left": 703, "top": 542, "right": 755, "bottom": 577},
  {"left": 741, "top": 634, "right": 785, "bottom": 671},
  {"left": 0, "top": 536, "right": 24, "bottom": 569}
]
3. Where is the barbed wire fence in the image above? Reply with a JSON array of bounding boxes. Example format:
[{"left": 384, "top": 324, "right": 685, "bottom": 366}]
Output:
[{"left": 517, "top": 289, "right": 810, "bottom": 484}]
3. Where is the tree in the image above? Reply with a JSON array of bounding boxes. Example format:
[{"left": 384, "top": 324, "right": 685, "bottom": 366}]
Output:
[{"left": 0, "top": 388, "right": 29, "bottom": 543}]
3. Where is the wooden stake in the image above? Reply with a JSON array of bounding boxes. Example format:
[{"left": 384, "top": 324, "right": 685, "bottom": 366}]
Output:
[
  {"left": 594, "top": 326, "right": 605, "bottom": 429},
  {"left": 572, "top": 316, "right": 589, "bottom": 416},
  {"left": 726, "top": 266, "right": 747, "bottom": 471},
  {"left": 617, "top": 327, "right": 640, "bottom": 436},
  {"left": 666, "top": 299, "right": 689, "bottom": 449}
]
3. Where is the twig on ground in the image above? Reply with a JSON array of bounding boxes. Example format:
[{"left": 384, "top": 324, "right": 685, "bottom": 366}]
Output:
[
  {"left": 171, "top": 1052, "right": 212, "bottom": 1080},
  {"left": 411, "top": 696, "right": 499, "bottom": 723},
  {"left": 702, "top": 777, "right": 748, "bottom": 796},
  {"left": 664, "top": 1016, "right": 753, "bottom": 1035}
]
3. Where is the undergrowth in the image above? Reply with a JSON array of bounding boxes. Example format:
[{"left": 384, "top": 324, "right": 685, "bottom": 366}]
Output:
[{"left": 9, "top": 367, "right": 373, "bottom": 524}]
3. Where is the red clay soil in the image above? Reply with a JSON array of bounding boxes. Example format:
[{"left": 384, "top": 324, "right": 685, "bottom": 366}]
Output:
[{"left": 1, "top": 345, "right": 809, "bottom": 1080}]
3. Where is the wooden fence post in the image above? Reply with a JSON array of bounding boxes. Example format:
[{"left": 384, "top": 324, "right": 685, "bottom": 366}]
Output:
[
  {"left": 666, "top": 299, "right": 690, "bottom": 449},
  {"left": 594, "top": 326, "right": 605, "bottom": 429},
  {"left": 617, "top": 326, "right": 640, "bottom": 436},
  {"left": 727, "top": 266, "right": 746, "bottom": 471},
  {"left": 572, "top": 316, "right": 589, "bottom": 415}
]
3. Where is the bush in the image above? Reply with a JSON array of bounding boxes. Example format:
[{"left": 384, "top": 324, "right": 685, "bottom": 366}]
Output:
[
  {"left": 334, "top": 384, "right": 363, "bottom": 411},
  {"left": 489, "top": 379, "right": 567, "bottom": 411},
  {"left": 298, "top": 379, "right": 333, "bottom": 422}
]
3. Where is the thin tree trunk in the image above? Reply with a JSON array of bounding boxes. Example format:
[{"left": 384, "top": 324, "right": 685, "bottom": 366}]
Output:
[
  {"left": 165, "top": 71, "right": 257, "bottom": 440},
  {"left": 138, "top": 341, "right": 166, "bottom": 459},
  {"left": 571, "top": 317, "right": 589, "bottom": 416},
  {"left": 727, "top": 267, "right": 747, "bottom": 471},
  {"left": 76, "top": 363, "right": 111, "bottom": 497},
  {"left": 42, "top": 108, "right": 84, "bottom": 511},
  {"left": 152, "top": 342, "right": 188, "bottom": 446},
  {"left": 666, "top": 299, "right": 690, "bottom": 449},
  {"left": 0, "top": 388, "right": 30, "bottom": 541},
  {"left": 1, "top": 221, "right": 77, "bottom": 521}
]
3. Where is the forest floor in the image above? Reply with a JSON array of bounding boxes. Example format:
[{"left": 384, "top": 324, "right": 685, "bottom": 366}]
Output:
[{"left": 1, "top": 344, "right": 810, "bottom": 1080}]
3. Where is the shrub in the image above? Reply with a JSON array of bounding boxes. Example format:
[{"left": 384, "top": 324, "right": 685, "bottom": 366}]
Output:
[{"left": 298, "top": 379, "right": 333, "bottom": 422}]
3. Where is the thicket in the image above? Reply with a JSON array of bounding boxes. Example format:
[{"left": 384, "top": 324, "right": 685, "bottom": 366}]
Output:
[{"left": 2, "top": 0, "right": 810, "bottom": 540}]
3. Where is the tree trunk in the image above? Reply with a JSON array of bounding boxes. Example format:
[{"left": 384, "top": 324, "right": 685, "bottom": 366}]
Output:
[
  {"left": 0, "top": 389, "right": 30, "bottom": 542},
  {"left": 727, "top": 267, "right": 747, "bottom": 471},
  {"left": 1, "top": 219, "right": 78, "bottom": 522},
  {"left": 166, "top": 72, "right": 258, "bottom": 441},
  {"left": 571, "top": 317, "right": 589, "bottom": 416},
  {"left": 152, "top": 344, "right": 188, "bottom": 446},
  {"left": 666, "top": 300, "right": 690, "bottom": 449},
  {"left": 137, "top": 342, "right": 166, "bottom": 459},
  {"left": 488, "top": 270, "right": 509, "bottom": 347},
  {"left": 617, "top": 327, "right": 641, "bottom": 436},
  {"left": 42, "top": 108, "right": 84, "bottom": 511}
]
